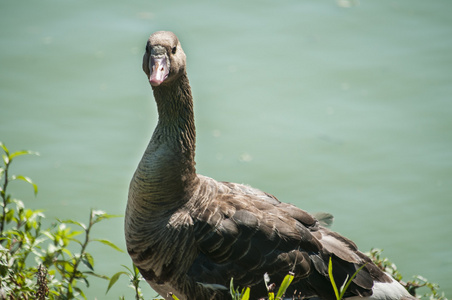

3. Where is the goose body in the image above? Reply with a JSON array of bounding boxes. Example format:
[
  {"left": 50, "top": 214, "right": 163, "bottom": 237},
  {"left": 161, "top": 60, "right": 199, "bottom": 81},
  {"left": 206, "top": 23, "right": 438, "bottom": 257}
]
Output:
[{"left": 124, "top": 31, "right": 415, "bottom": 300}]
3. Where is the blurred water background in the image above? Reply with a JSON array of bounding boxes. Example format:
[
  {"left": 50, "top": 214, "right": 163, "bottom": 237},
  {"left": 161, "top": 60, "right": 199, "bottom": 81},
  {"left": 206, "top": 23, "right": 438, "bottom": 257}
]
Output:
[{"left": 1, "top": 0, "right": 451, "bottom": 298}]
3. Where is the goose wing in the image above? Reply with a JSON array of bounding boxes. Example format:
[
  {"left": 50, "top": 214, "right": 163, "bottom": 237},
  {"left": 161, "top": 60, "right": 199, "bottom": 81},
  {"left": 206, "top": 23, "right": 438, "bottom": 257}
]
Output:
[{"left": 188, "top": 176, "right": 382, "bottom": 299}]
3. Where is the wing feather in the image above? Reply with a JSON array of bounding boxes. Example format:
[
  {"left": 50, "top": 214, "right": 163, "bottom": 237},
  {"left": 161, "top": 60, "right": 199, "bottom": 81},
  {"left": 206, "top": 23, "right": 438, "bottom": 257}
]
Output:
[{"left": 187, "top": 176, "right": 388, "bottom": 299}]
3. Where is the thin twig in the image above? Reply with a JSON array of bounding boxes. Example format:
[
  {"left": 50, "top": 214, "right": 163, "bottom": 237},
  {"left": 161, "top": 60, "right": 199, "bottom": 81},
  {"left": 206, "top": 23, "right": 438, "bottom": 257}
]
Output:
[
  {"left": 0, "top": 156, "right": 10, "bottom": 238},
  {"left": 65, "top": 209, "right": 93, "bottom": 299}
]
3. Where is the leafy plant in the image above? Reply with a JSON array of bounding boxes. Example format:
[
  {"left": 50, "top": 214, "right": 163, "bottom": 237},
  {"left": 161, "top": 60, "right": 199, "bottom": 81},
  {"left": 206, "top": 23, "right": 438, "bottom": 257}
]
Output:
[
  {"left": 407, "top": 276, "right": 448, "bottom": 300},
  {"left": 49, "top": 209, "right": 122, "bottom": 298},
  {"left": 230, "top": 272, "right": 294, "bottom": 300},
  {"left": 267, "top": 272, "right": 295, "bottom": 300},
  {"left": 108, "top": 263, "right": 145, "bottom": 300},
  {"left": 0, "top": 141, "right": 123, "bottom": 299},
  {"left": 328, "top": 256, "right": 367, "bottom": 300},
  {"left": 229, "top": 249, "right": 448, "bottom": 300},
  {"left": 230, "top": 278, "right": 251, "bottom": 300},
  {"left": 366, "top": 248, "right": 403, "bottom": 281},
  {"left": 366, "top": 248, "right": 448, "bottom": 300}
]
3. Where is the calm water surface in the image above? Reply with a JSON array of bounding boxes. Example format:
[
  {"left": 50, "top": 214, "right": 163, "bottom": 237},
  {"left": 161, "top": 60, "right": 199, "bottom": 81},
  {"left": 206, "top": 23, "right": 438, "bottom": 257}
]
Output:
[{"left": 1, "top": 0, "right": 451, "bottom": 298}]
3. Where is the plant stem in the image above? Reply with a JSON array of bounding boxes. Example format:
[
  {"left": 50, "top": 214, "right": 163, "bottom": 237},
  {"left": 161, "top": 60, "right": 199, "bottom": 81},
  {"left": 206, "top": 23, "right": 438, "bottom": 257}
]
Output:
[
  {"left": 135, "top": 284, "right": 140, "bottom": 300},
  {"left": 0, "top": 157, "right": 10, "bottom": 238},
  {"left": 66, "top": 209, "right": 93, "bottom": 299}
]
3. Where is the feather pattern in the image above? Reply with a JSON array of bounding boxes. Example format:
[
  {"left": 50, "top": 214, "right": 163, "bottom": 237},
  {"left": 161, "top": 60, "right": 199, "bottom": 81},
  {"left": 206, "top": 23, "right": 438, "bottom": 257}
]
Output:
[{"left": 124, "top": 31, "right": 416, "bottom": 300}]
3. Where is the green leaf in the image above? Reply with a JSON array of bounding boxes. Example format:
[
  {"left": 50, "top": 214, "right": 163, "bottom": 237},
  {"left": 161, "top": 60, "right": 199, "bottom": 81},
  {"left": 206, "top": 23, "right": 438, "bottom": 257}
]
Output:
[
  {"left": 81, "top": 275, "right": 90, "bottom": 287},
  {"left": 229, "top": 277, "right": 251, "bottom": 300},
  {"left": 338, "top": 262, "right": 368, "bottom": 299},
  {"left": 92, "top": 209, "right": 106, "bottom": 216},
  {"left": 328, "top": 256, "right": 340, "bottom": 300},
  {"left": 25, "top": 209, "right": 34, "bottom": 219},
  {"left": 10, "top": 175, "right": 38, "bottom": 196},
  {"left": 169, "top": 292, "right": 180, "bottom": 300},
  {"left": 82, "top": 252, "right": 94, "bottom": 271},
  {"left": 92, "top": 239, "right": 124, "bottom": 252},
  {"left": 73, "top": 286, "right": 87, "bottom": 300},
  {"left": 56, "top": 259, "right": 74, "bottom": 273},
  {"left": 83, "top": 271, "right": 109, "bottom": 280},
  {"left": 61, "top": 247, "right": 73, "bottom": 257},
  {"left": 5, "top": 208, "right": 14, "bottom": 223},
  {"left": 106, "top": 271, "right": 128, "bottom": 294},
  {"left": 230, "top": 278, "right": 236, "bottom": 298},
  {"left": 91, "top": 210, "right": 122, "bottom": 224},
  {"left": 241, "top": 287, "right": 250, "bottom": 300},
  {"left": 133, "top": 264, "right": 140, "bottom": 276},
  {"left": 120, "top": 264, "right": 134, "bottom": 274},
  {"left": 13, "top": 199, "right": 25, "bottom": 213},
  {"left": 2, "top": 154, "right": 9, "bottom": 165},
  {"left": 42, "top": 230, "right": 55, "bottom": 241},
  {"left": 91, "top": 210, "right": 106, "bottom": 224},
  {"left": 9, "top": 150, "right": 39, "bottom": 160},
  {"left": 99, "top": 213, "right": 122, "bottom": 219},
  {"left": 328, "top": 256, "right": 368, "bottom": 300},
  {"left": 276, "top": 272, "right": 294, "bottom": 299},
  {"left": 0, "top": 142, "right": 9, "bottom": 155},
  {"left": 58, "top": 219, "right": 87, "bottom": 230},
  {"left": 67, "top": 230, "right": 84, "bottom": 239}
]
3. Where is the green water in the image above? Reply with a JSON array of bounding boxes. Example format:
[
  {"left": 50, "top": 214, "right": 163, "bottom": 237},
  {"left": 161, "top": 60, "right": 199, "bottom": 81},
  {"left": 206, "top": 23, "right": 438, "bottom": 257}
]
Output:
[{"left": 1, "top": 0, "right": 451, "bottom": 298}]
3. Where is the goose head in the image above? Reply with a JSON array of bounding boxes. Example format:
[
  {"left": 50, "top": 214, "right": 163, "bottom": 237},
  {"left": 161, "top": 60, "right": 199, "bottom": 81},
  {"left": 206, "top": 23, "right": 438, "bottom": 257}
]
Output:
[{"left": 143, "top": 31, "right": 187, "bottom": 87}]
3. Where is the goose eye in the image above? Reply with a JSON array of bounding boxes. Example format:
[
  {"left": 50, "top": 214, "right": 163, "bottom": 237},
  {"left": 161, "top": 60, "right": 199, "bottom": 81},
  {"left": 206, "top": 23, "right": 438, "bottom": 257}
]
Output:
[{"left": 172, "top": 46, "right": 177, "bottom": 54}]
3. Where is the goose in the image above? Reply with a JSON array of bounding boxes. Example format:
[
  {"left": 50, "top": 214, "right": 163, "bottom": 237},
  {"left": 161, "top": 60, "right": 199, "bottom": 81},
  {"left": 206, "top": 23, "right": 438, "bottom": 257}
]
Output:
[{"left": 124, "top": 31, "right": 416, "bottom": 300}]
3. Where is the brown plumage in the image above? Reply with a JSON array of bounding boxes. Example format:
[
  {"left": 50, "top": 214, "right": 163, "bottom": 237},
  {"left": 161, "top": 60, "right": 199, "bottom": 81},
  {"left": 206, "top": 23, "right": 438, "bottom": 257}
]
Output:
[{"left": 124, "top": 31, "right": 415, "bottom": 300}]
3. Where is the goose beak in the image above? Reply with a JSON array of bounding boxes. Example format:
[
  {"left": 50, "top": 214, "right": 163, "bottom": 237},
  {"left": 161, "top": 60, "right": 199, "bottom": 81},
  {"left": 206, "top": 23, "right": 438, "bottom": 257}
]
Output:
[{"left": 149, "top": 56, "right": 169, "bottom": 86}]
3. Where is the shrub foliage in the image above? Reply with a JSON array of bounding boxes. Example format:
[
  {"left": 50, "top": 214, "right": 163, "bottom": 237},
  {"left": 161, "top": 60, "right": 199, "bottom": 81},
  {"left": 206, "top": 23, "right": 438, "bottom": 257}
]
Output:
[{"left": 0, "top": 142, "right": 122, "bottom": 299}]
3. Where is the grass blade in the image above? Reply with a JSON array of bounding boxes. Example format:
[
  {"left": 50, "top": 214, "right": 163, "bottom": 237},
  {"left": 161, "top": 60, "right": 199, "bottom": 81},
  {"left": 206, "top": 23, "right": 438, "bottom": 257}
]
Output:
[
  {"left": 241, "top": 287, "right": 250, "bottom": 300},
  {"left": 276, "top": 272, "right": 294, "bottom": 299},
  {"left": 328, "top": 256, "right": 340, "bottom": 300},
  {"left": 339, "top": 262, "right": 368, "bottom": 299}
]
